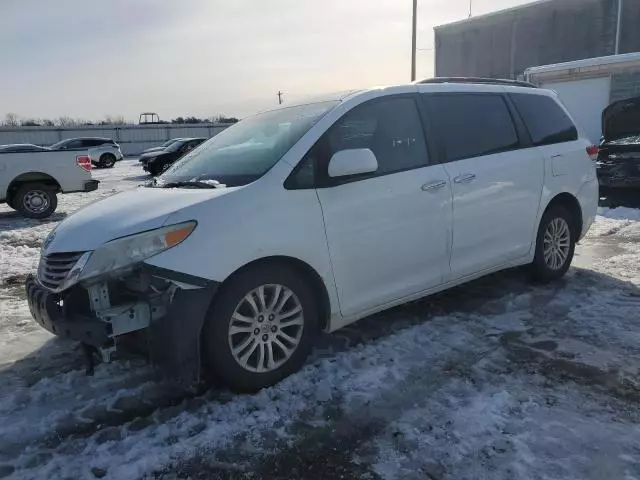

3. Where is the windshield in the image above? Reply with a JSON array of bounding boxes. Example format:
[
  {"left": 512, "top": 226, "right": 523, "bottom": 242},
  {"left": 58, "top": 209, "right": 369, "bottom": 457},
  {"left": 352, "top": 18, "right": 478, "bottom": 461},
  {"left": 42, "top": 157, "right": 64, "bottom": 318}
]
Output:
[
  {"left": 162, "top": 139, "right": 180, "bottom": 147},
  {"left": 165, "top": 139, "right": 189, "bottom": 153},
  {"left": 49, "top": 139, "right": 69, "bottom": 149},
  {"left": 155, "top": 101, "right": 338, "bottom": 187}
]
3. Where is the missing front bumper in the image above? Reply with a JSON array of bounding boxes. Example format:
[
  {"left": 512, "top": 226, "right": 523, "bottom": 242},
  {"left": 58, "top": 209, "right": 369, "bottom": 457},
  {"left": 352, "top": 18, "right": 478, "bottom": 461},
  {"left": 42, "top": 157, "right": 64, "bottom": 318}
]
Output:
[{"left": 25, "top": 273, "right": 218, "bottom": 382}]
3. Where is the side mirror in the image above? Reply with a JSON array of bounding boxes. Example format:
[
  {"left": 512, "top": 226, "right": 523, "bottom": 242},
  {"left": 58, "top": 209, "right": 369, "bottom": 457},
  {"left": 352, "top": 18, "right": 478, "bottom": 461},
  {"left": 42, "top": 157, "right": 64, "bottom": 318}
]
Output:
[{"left": 328, "top": 148, "right": 378, "bottom": 178}]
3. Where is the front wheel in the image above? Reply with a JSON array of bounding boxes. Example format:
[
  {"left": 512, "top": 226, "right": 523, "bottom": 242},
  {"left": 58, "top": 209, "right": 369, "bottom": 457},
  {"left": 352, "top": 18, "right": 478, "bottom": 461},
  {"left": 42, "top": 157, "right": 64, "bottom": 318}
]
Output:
[
  {"left": 530, "top": 206, "right": 576, "bottom": 282},
  {"left": 14, "top": 183, "right": 58, "bottom": 219},
  {"left": 99, "top": 153, "right": 116, "bottom": 168},
  {"left": 202, "top": 265, "right": 319, "bottom": 392}
]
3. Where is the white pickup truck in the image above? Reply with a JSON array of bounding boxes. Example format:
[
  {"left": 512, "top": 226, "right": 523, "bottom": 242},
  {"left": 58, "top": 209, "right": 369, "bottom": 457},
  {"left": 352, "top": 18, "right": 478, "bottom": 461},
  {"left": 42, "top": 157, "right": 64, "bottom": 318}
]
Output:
[{"left": 0, "top": 151, "right": 99, "bottom": 218}]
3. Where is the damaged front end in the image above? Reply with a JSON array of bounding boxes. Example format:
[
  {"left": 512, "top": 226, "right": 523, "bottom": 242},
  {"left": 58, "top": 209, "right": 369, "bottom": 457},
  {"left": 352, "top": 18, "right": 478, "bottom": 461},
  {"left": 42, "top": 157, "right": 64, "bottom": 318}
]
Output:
[{"left": 26, "top": 221, "right": 217, "bottom": 382}]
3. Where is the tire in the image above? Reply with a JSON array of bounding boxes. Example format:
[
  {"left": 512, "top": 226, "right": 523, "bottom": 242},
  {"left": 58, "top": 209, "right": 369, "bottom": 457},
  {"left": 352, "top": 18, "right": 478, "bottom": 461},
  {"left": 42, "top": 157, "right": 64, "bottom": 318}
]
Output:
[
  {"left": 202, "top": 264, "right": 319, "bottom": 392},
  {"left": 14, "top": 183, "right": 58, "bottom": 219},
  {"left": 99, "top": 154, "right": 116, "bottom": 168},
  {"left": 530, "top": 205, "right": 576, "bottom": 282}
]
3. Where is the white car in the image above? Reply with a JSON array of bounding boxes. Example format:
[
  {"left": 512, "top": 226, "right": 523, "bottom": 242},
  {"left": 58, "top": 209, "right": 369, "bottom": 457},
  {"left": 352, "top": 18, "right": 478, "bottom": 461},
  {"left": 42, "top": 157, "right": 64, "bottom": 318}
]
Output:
[
  {"left": 26, "top": 79, "right": 598, "bottom": 391},
  {"left": 50, "top": 137, "right": 123, "bottom": 168},
  {"left": 0, "top": 149, "right": 97, "bottom": 218}
]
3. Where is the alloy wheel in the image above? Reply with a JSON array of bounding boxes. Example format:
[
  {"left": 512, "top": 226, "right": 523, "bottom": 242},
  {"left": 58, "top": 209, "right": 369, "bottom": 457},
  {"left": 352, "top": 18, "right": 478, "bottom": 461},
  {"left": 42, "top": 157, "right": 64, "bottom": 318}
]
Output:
[
  {"left": 227, "top": 284, "right": 304, "bottom": 373},
  {"left": 543, "top": 217, "right": 571, "bottom": 270}
]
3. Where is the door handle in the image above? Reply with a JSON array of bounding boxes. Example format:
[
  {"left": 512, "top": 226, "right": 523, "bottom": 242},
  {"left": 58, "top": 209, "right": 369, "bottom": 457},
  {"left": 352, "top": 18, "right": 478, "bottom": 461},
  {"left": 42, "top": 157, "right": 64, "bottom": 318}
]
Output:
[
  {"left": 550, "top": 154, "right": 563, "bottom": 159},
  {"left": 421, "top": 180, "right": 447, "bottom": 191},
  {"left": 453, "top": 173, "right": 476, "bottom": 184}
]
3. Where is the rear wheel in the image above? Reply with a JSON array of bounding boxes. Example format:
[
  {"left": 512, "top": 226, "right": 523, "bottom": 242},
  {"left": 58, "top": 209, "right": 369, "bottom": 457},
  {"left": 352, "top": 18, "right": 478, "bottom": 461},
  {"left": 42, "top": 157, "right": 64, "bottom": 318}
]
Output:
[
  {"left": 99, "top": 153, "right": 116, "bottom": 168},
  {"left": 530, "top": 205, "right": 576, "bottom": 282},
  {"left": 202, "top": 264, "right": 319, "bottom": 392},
  {"left": 14, "top": 183, "right": 58, "bottom": 219}
]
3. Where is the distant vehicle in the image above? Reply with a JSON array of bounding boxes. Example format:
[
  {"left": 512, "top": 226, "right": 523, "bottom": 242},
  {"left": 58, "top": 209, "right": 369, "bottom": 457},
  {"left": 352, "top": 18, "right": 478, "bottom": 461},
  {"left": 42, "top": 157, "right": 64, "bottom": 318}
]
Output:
[
  {"left": 0, "top": 144, "right": 51, "bottom": 153},
  {"left": 26, "top": 80, "right": 598, "bottom": 391},
  {"left": 50, "top": 137, "right": 123, "bottom": 168},
  {"left": 0, "top": 149, "right": 98, "bottom": 218},
  {"left": 141, "top": 138, "right": 184, "bottom": 155},
  {"left": 140, "top": 137, "right": 206, "bottom": 175},
  {"left": 596, "top": 96, "right": 640, "bottom": 189}
]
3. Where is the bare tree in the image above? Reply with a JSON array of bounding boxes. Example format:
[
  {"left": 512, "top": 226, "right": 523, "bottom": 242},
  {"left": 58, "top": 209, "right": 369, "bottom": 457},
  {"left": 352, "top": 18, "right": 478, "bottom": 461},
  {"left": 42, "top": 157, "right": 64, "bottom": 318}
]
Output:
[
  {"left": 103, "top": 115, "right": 127, "bottom": 125},
  {"left": 55, "top": 116, "right": 77, "bottom": 127},
  {"left": 4, "top": 113, "right": 19, "bottom": 127}
]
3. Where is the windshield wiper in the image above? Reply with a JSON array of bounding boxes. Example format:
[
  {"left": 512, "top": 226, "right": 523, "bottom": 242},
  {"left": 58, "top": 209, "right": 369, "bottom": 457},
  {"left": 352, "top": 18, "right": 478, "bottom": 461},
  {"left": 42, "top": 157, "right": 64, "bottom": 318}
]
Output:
[{"left": 161, "top": 181, "right": 220, "bottom": 189}]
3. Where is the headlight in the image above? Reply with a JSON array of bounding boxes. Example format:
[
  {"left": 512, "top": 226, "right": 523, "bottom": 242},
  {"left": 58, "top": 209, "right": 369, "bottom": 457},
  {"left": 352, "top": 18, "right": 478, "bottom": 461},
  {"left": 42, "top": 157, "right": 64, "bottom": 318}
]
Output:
[{"left": 77, "top": 221, "right": 196, "bottom": 283}]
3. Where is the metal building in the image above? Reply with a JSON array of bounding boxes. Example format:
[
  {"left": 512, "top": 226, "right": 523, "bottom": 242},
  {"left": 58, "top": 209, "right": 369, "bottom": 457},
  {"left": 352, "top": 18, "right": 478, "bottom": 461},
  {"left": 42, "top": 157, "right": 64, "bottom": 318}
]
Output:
[{"left": 434, "top": 0, "right": 640, "bottom": 80}]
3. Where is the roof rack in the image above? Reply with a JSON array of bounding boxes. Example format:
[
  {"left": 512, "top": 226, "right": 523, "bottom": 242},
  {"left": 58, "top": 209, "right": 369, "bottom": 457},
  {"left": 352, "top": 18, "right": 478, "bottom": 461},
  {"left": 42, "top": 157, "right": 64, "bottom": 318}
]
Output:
[{"left": 417, "top": 77, "right": 538, "bottom": 88}]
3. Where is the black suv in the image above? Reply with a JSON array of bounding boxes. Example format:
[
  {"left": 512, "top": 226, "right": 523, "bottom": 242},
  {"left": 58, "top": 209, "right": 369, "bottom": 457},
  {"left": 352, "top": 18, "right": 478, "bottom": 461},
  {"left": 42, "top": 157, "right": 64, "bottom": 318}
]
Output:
[
  {"left": 139, "top": 137, "right": 207, "bottom": 176},
  {"left": 50, "top": 137, "right": 123, "bottom": 168}
]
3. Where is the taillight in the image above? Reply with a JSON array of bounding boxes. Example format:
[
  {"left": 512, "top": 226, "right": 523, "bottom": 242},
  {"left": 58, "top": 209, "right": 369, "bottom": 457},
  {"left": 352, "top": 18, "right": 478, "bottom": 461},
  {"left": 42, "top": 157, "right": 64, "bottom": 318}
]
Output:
[
  {"left": 586, "top": 145, "right": 599, "bottom": 161},
  {"left": 76, "top": 155, "right": 92, "bottom": 171}
]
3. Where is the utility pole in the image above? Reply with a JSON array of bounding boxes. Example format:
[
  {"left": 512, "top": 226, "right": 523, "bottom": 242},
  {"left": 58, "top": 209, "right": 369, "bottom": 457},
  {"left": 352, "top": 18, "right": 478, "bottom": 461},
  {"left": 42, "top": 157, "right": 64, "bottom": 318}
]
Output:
[
  {"left": 615, "top": 0, "right": 623, "bottom": 54},
  {"left": 277, "top": 91, "right": 283, "bottom": 105},
  {"left": 411, "top": 0, "right": 417, "bottom": 81},
  {"left": 469, "top": 0, "right": 472, "bottom": 18}
]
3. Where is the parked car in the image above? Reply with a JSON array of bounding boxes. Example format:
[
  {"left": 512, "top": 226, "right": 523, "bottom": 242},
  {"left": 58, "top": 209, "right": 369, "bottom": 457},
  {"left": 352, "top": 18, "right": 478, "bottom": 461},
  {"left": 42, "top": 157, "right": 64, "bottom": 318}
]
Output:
[
  {"left": 0, "top": 144, "right": 51, "bottom": 153},
  {"left": 141, "top": 138, "right": 184, "bottom": 155},
  {"left": 0, "top": 149, "right": 98, "bottom": 218},
  {"left": 139, "top": 137, "right": 206, "bottom": 175},
  {"left": 596, "top": 96, "right": 640, "bottom": 189},
  {"left": 50, "top": 137, "right": 123, "bottom": 168},
  {"left": 26, "top": 79, "right": 598, "bottom": 392}
]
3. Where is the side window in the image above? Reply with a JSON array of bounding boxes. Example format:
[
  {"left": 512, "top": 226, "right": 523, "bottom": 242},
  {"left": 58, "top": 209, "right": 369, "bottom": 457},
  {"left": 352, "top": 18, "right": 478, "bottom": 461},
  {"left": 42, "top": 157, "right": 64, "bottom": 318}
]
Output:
[
  {"left": 285, "top": 153, "right": 316, "bottom": 189},
  {"left": 511, "top": 93, "right": 578, "bottom": 146},
  {"left": 426, "top": 94, "right": 520, "bottom": 162},
  {"left": 64, "top": 140, "right": 82, "bottom": 149},
  {"left": 324, "top": 97, "right": 429, "bottom": 179}
]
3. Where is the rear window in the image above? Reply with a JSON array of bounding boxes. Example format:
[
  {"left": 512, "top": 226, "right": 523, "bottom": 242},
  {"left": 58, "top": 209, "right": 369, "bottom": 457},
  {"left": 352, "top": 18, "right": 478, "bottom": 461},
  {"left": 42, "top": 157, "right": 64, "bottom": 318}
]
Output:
[
  {"left": 425, "top": 94, "right": 520, "bottom": 162},
  {"left": 511, "top": 93, "right": 578, "bottom": 146}
]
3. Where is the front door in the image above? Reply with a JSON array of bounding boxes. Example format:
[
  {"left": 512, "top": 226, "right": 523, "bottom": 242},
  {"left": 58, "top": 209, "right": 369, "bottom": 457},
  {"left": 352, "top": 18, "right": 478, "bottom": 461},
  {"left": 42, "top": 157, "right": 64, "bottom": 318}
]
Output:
[
  {"left": 315, "top": 95, "right": 452, "bottom": 317},
  {"left": 424, "top": 93, "right": 544, "bottom": 279}
]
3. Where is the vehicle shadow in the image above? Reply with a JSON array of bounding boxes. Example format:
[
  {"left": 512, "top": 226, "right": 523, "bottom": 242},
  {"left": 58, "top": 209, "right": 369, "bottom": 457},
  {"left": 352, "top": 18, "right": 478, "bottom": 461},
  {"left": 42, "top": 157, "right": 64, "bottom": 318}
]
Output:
[
  {"left": 600, "top": 187, "right": 640, "bottom": 209},
  {"left": 0, "top": 211, "right": 66, "bottom": 233},
  {"left": 3, "top": 265, "right": 638, "bottom": 389},
  {"left": 1, "top": 265, "right": 638, "bottom": 466}
]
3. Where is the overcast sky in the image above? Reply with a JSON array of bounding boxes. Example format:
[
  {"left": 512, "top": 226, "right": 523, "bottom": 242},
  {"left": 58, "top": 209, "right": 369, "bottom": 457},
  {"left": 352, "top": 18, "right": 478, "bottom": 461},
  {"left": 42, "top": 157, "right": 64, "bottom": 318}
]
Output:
[{"left": 0, "top": 0, "right": 535, "bottom": 121}]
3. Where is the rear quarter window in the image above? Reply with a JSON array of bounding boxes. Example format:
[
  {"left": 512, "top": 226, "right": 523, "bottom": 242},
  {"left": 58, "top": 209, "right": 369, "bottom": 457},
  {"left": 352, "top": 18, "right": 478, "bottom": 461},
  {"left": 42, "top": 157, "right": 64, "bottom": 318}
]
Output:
[{"left": 511, "top": 93, "right": 578, "bottom": 146}]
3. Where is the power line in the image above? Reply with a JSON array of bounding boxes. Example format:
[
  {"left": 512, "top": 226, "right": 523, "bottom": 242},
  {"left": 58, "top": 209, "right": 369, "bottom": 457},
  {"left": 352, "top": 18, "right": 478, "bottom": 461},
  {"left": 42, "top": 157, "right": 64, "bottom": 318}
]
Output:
[{"left": 411, "top": 0, "right": 417, "bottom": 81}]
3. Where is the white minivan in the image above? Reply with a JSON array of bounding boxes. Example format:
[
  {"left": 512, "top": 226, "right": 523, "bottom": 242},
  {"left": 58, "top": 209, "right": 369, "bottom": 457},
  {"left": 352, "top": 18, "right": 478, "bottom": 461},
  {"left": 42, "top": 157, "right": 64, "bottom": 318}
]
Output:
[{"left": 26, "top": 79, "right": 598, "bottom": 391}]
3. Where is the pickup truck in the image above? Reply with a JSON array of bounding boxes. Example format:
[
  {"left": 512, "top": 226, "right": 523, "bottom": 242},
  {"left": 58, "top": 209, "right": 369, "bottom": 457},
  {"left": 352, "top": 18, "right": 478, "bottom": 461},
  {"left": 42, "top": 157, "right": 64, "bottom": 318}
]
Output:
[{"left": 0, "top": 151, "right": 99, "bottom": 218}]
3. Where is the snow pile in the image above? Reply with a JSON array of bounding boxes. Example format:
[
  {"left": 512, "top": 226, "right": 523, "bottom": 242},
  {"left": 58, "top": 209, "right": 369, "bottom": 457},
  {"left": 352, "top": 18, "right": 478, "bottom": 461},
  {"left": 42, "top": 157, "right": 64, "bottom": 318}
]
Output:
[
  {"left": 372, "top": 373, "right": 640, "bottom": 480},
  {"left": 597, "top": 206, "right": 640, "bottom": 221}
]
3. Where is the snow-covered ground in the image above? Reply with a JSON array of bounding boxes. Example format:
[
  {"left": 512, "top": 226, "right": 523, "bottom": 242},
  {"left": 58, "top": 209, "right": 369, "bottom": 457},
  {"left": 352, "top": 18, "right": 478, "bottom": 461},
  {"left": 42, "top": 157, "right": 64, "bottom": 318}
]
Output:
[{"left": 0, "top": 160, "right": 639, "bottom": 479}]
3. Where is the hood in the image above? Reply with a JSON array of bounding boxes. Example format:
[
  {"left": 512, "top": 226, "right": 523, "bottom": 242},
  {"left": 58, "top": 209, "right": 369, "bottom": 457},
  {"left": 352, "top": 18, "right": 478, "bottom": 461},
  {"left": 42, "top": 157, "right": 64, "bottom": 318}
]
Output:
[
  {"left": 142, "top": 146, "right": 166, "bottom": 154},
  {"left": 139, "top": 150, "right": 167, "bottom": 160},
  {"left": 602, "top": 96, "right": 640, "bottom": 141},
  {"left": 44, "top": 186, "right": 236, "bottom": 253}
]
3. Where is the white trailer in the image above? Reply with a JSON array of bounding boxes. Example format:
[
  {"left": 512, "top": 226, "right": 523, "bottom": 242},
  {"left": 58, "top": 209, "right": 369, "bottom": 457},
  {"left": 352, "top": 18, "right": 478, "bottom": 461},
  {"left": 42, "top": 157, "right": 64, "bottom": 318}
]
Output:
[{"left": 525, "top": 52, "right": 640, "bottom": 144}]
